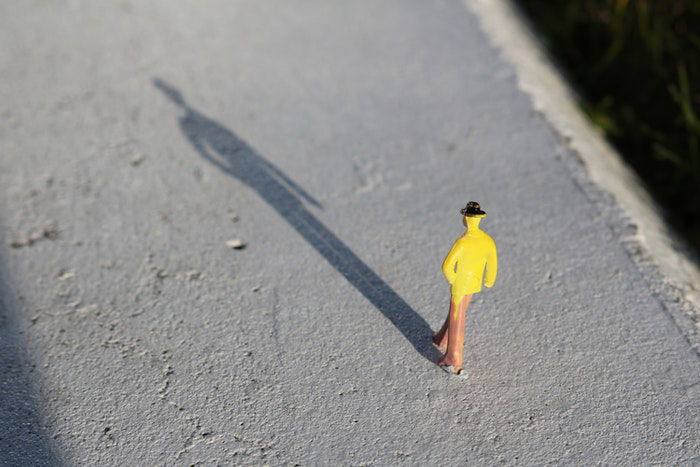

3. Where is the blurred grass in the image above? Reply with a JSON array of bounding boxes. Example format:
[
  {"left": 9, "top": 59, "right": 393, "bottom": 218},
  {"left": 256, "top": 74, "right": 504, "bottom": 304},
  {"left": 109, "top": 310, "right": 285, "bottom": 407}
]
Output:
[{"left": 517, "top": 0, "right": 700, "bottom": 250}]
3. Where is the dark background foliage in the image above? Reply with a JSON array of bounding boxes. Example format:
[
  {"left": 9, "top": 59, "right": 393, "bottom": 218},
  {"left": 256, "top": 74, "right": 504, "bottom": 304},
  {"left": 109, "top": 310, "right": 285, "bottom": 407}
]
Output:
[{"left": 517, "top": 0, "right": 700, "bottom": 250}]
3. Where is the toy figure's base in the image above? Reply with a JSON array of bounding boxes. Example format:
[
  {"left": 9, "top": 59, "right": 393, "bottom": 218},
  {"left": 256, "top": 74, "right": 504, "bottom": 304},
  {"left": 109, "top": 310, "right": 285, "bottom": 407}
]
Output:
[{"left": 439, "top": 365, "right": 468, "bottom": 378}]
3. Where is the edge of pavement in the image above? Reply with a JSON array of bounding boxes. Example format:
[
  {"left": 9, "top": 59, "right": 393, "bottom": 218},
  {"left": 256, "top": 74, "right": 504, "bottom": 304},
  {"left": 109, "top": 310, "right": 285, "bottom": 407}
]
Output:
[{"left": 464, "top": 0, "right": 700, "bottom": 352}]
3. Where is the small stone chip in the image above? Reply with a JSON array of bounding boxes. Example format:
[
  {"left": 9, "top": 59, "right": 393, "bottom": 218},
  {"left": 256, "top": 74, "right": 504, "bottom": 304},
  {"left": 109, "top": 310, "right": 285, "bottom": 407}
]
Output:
[
  {"left": 8, "top": 223, "right": 59, "bottom": 248},
  {"left": 130, "top": 153, "right": 145, "bottom": 166},
  {"left": 186, "top": 270, "right": 202, "bottom": 281},
  {"left": 57, "top": 269, "right": 75, "bottom": 281},
  {"left": 226, "top": 239, "right": 246, "bottom": 250},
  {"left": 42, "top": 224, "right": 59, "bottom": 240}
]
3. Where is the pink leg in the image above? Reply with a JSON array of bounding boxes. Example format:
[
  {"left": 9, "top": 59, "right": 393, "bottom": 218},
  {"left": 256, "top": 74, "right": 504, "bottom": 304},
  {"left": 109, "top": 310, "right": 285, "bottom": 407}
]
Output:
[
  {"left": 432, "top": 297, "right": 453, "bottom": 350},
  {"left": 437, "top": 294, "right": 472, "bottom": 373}
]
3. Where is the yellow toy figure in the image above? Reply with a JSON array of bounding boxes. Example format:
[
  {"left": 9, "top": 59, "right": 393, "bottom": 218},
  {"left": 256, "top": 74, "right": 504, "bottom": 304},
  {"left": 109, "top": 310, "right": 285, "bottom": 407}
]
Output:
[{"left": 433, "top": 201, "right": 498, "bottom": 375}]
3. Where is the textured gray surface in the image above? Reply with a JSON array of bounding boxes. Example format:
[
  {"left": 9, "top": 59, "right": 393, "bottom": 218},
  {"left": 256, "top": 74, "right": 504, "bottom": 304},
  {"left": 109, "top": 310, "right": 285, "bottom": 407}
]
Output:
[{"left": 1, "top": 1, "right": 698, "bottom": 465}]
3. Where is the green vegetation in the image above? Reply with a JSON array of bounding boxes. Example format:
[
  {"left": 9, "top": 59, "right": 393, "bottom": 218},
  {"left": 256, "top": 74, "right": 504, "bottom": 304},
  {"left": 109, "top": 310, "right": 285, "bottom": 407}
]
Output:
[{"left": 517, "top": 0, "right": 700, "bottom": 250}]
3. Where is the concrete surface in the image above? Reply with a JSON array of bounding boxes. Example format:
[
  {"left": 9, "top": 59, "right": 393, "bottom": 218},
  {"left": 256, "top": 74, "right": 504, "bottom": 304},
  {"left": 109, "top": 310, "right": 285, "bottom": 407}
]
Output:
[
  {"left": 466, "top": 0, "right": 700, "bottom": 316},
  {"left": 1, "top": 1, "right": 698, "bottom": 465}
]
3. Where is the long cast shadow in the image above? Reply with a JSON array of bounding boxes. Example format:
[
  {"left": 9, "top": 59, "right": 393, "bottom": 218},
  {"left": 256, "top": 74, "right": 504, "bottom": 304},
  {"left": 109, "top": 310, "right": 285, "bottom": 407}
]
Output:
[
  {"left": 154, "top": 79, "right": 438, "bottom": 363},
  {"left": 0, "top": 250, "right": 58, "bottom": 464}
]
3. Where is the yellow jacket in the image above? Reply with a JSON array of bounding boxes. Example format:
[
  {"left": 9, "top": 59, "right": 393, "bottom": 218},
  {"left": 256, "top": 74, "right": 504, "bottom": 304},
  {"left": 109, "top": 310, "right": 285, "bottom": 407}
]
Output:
[{"left": 442, "top": 225, "right": 498, "bottom": 298}]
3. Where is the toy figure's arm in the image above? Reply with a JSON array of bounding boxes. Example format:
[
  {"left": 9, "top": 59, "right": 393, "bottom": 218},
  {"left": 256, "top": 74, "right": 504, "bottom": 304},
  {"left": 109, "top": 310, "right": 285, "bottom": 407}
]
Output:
[
  {"left": 484, "top": 241, "right": 498, "bottom": 288},
  {"left": 442, "top": 241, "right": 463, "bottom": 284}
]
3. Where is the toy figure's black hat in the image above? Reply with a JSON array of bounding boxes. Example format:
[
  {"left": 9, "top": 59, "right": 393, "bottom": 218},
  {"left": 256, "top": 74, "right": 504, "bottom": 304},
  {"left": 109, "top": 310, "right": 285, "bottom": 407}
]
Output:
[{"left": 460, "top": 201, "right": 486, "bottom": 217}]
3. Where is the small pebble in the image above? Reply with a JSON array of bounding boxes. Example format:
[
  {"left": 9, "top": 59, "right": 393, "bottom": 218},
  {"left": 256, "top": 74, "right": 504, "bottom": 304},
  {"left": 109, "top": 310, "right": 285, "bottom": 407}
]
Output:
[
  {"left": 130, "top": 153, "right": 145, "bottom": 166},
  {"left": 226, "top": 239, "right": 246, "bottom": 249}
]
